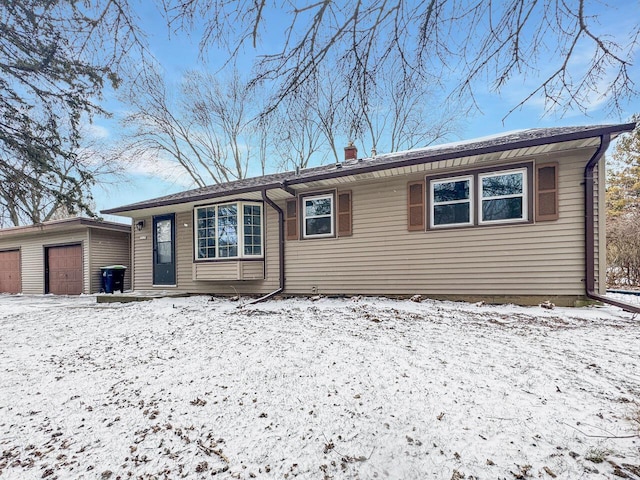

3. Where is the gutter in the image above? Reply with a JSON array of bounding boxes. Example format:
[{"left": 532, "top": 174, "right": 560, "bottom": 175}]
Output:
[
  {"left": 103, "top": 123, "right": 636, "bottom": 216},
  {"left": 245, "top": 189, "right": 287, "bottom": 304},
  {"left": 584, "top": 134, "right": 640, "bottom": 314}
]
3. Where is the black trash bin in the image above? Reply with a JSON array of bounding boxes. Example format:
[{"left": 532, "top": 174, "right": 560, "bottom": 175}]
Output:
[{"left": 101, "top": 265, "right": 127, "bottom": 294}]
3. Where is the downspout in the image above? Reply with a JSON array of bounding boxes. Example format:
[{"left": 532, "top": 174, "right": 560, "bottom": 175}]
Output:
[
  {"left": 584, "top": 134, "right": 640, "bottom": 314},
  {"left": 246, "top": 188, "right": 286, "bottom": 304}
]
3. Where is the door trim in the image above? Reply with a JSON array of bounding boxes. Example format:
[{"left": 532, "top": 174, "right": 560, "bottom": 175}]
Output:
[{"left": 152, "top": 214, "right": 176, "bottom": 286}]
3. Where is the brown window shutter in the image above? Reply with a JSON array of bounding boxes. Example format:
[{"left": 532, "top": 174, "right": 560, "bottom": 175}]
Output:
[
  {"left": 286, "top": 198, "right": 298, "bottom": 240},
  {"left": 535, "top": 162, "right": 559, "bottom": 221},
  {"left": 337, "top": 191, "right": 352, "bottom": 237},
  {"left": 407, "top": 181, "right": 425, "bottom": 231}
]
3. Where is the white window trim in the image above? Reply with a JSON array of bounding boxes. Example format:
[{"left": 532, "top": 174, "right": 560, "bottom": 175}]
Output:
[
  {"left": 302, "top": 193, "right": 335, "bottom": 238},
  {"left": 478, "top": 168, "right": 528, "bottom": 225},
  {"left": 429, "top": 175, "right": 474, "bottom": 229},
  {"left": 193, "top": 201, "right": 264, "bottom": 260}
]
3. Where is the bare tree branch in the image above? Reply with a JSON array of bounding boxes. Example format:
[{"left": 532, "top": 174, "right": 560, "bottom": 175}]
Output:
[{"left": 165, "top": 0, "right": 639, "bottom": 120}]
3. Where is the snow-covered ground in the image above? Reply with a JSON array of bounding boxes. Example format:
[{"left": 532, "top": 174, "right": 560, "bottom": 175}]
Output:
[{"left": 0, "top": 294, "right": 639, "bottom": 479}]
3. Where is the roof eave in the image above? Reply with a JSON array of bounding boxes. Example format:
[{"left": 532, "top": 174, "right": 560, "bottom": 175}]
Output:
[
  {"left": 101, "top": 182, "right": 289, "bottom": 215},
  {"left": 285, "top": 122, "right": 637, "bottom": 186},
  {"left": 102, "top": 122, "right": 637, "bottom": 215}
]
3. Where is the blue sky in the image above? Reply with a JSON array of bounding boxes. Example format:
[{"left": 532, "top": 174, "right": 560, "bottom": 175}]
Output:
[{"left": 95, "top": 2, "right": 640, "bottom": 223}]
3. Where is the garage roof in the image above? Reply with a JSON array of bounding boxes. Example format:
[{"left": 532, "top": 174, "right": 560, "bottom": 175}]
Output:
[{"left": 0, "top": 218, "right": 131, "bottom": 238}]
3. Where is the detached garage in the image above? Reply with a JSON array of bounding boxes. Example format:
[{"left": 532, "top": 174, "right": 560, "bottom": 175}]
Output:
[{"left": 0, "top": 218, "right": 131, "bottom": 295}]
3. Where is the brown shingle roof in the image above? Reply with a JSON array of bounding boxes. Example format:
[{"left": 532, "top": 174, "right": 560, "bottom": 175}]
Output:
[
  {"left": 0, "top": 217, "right": 131, "bottom": 237},
  {"left": 102, "top": 123, "right": 636, "bottom": 214}
]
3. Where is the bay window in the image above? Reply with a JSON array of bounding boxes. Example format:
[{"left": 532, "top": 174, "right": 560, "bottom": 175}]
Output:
[{"left": 195, "top": 202, "right": 263, "bottom": 260}]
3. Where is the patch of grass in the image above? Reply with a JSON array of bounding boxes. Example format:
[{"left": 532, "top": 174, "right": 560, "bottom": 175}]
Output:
[{"left": 584, "top": 447, "right": 612, "bottom": 464}]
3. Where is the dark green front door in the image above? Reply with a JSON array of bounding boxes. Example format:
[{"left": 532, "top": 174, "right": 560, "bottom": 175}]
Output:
[{"left": 153, "top": 214, "right": 175, "bottom": 285}]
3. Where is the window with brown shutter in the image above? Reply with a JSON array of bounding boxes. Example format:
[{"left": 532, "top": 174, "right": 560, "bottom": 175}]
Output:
[
  {"left": 535, "top": 162, "right": 559, "bottom": 221},
  {"left": 337, "top": 191, "right": 352, "bottom": 237},
  {"left": 286, "top": 198, "right": 298, "bottom": 240},
  {"left": 407, "top": 181, "right": 426, "bottom": 231}
]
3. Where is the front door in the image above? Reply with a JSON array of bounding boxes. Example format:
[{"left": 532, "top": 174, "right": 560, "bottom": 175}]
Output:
[{"left": 153, "top": 214, "right": 176, "bottom": 285}]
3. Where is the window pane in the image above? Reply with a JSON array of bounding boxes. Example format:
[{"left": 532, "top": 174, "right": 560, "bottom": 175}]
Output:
[
  {"left": 218, "top": 204, "right": 237, "bottom": 217},
  {"left": 482, "top": 198, "right": 523, "bottom": 221},
  {"left": 243, "top": 204, "right": 262, "bottom": 255},
  {"left": 245, "top": 245, "right": 261, "bottom": 255},
  {"left": 433, "top": 180, "right": 469, "bottom": 203},
  {"left": 157, "top": 242, "right": 171, "bottom": 264},
  {"left": 217, "top": 204, "right": 238, "bottom": 258},
  {"left": 156, "top": 220, "right": 171, "bottom": 242},
  {"left": 482, "top": 173, "right": 523, "bottom": 197},
  {"left": 433, "top": 203, "right": 470, "bottom": 226},
  {"left": 306, "top": 217, "right": 332, "bottom": 236},
  {"left": 305, "top": 198, "right": 332, "bottom": 216},
  {"left": 195, "top": 207, "right": 216, "bottom": 259}
]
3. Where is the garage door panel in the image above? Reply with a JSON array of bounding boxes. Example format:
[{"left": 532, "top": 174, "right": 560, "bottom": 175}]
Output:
[
  {"left": 47, "top": 245, "right": 83, "bottom": 295},
  {"left": 0, "top": 250, "right": 21, "bottom": 294}
]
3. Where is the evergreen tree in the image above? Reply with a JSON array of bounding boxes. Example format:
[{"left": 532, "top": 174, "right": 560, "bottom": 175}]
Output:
[
  {"left": 606, "top": 117, "right": 640, "bottom": 287},
  {"left": 0, "top": 0, "right": 140, "bottom": 224}
]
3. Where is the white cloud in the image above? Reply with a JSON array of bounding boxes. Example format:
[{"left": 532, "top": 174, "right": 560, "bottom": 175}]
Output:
[
  {"left": 118, "top": 150, "right": 196, "bottom": 188},
  {"left": 81, "top": 123, "right": 111, "bottom": 140}
]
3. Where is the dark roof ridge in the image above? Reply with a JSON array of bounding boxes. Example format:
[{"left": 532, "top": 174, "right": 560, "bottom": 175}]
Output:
[{"left": 102, "top": 122, "right": 636, "bottom": 215}]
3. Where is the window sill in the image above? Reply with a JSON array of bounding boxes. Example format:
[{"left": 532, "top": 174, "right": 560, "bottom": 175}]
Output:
[
  {"left": 192, "top": 260, "right": 264, "bottom": 281},
  {"left": 427, "top": 219, "right": 532, "bottom": 232}
]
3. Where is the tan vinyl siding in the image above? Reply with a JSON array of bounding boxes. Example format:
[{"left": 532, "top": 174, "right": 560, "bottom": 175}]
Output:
[
  {"left": 193, "top": 261, "right": 240, "bottom": 280},
  {"left": 89, "top": 229, "right": 131, "bottom": 293},
  {"left": 175, "top": 209, "right": 278, "bottom": 294},
  {"left": 282, "top": 150, "right": 592, "bottom": 298},
  {"left": 132, "top": 217, "right": 153, "bottom": 290},
  {"left": 192, "top": 260, "right": 265, "bottom": 281},
  {"left": 132, "top": 206, "right": 279, "bottom": 294},
  {"left": 0, "top": 230, "right": 89, "bottom": 294}
]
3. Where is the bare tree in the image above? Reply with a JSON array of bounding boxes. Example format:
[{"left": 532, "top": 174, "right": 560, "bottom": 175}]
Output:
[
  {"left": 166, "top": 0, "right": 639, "bottom": 121},
  {"left": 122, "top": 65, "right": 260, "bottom": 186},
  {"left": 349, "top": 64, "right": 459, "bottom": 156},
  {"left": 183, "top": 70, "right": 254, "bottom": 180},
  {"left": 311, "top": 73, "right": 349, "bottom": 163},
  {"left": 273, "top": 86, "right": 328, "bottom": 171}
]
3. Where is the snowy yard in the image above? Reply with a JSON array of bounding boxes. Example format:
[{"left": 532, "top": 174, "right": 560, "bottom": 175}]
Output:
[{"left": 0, "top": 295, "right": 639, "bottom": 480}]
